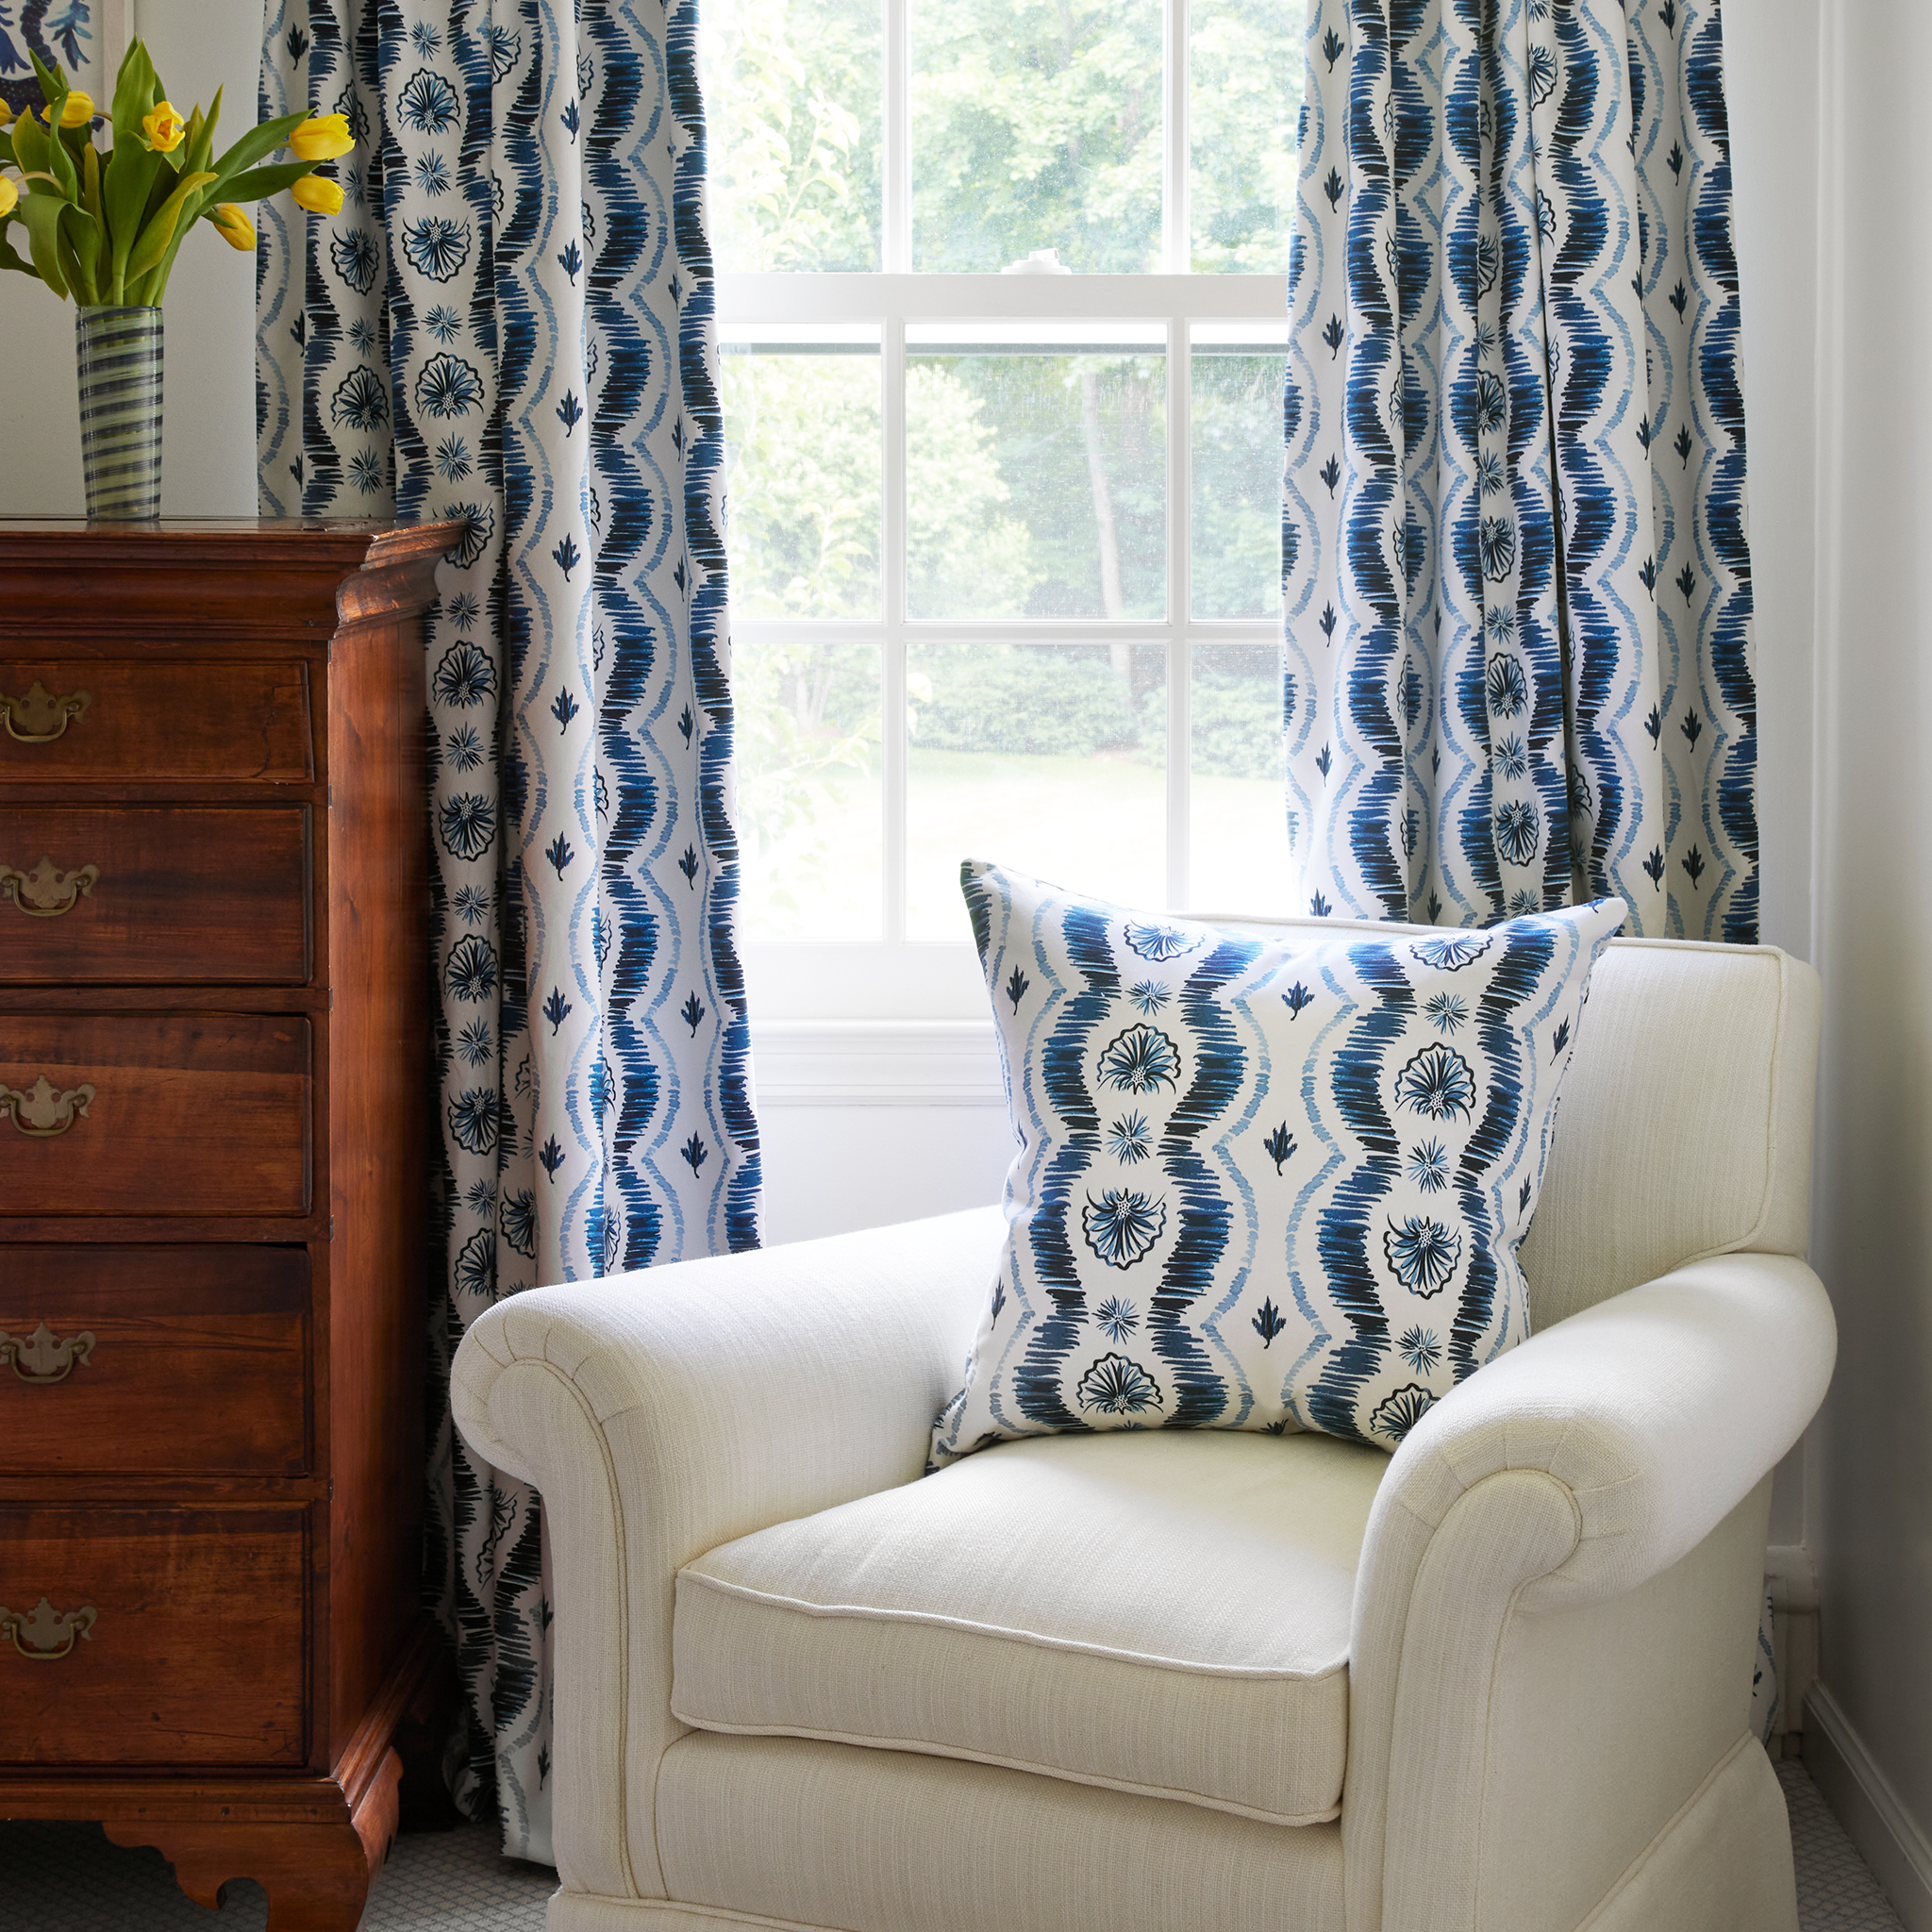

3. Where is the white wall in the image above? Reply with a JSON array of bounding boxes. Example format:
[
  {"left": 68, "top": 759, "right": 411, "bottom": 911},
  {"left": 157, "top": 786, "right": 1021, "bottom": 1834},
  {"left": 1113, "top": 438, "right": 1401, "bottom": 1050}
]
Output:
[
  {"left": 1726, "top": 0, "right": 1823, "bottom": 1551},
  {"left": 1799, "top": 0, "right": 1932, "bottom": 1915},
  {"left": 0, "top": 0, "right": 260, "bottom": 517}
]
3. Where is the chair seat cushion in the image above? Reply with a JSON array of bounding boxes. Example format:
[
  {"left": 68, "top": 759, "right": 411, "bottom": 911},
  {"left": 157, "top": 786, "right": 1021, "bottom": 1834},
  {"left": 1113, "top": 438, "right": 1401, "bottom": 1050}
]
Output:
[{"left": 673, "top": 1429, "right": 1388, "bottom": 1826}]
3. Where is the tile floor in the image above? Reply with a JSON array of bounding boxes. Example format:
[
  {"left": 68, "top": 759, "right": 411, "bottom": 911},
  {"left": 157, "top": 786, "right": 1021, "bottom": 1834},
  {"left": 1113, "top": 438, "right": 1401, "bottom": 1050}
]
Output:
[{"left": 0, "top": 1757, "right": 1907, "bottom": 1930}]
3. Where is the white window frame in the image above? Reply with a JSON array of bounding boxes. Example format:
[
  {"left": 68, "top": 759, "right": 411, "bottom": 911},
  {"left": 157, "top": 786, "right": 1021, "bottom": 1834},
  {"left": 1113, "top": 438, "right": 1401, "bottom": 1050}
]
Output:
[{"left": 723, "top": 0, "right": 1291, "bottom": 1022}]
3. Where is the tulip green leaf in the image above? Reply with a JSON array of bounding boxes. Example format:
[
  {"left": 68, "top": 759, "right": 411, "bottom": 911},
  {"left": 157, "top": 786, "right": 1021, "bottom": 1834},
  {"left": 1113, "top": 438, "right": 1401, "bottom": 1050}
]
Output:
[
  {"left": 102, "top": 142, "right": 162, "bottom": 296},
  {"left": 30, "top": 49, "right": 65, "bottom": 108},
  {"left": 183, "top": 89, "right": 220, "bottom": 180},
  {"left": 38, "top": 100, "right": 78, "bottom": 201},
  {"left": 20, "top": 188, "right": 71, "bottom": 299},
  {"left": 208, "top": 110, "right": 310, "bottom": 191},
  {"left": 110, "top": 42, "right": 160, "bottom": 142},
  {"left": 58, "top": 199, "right": 102, "bottom": 304},
  {"left": 125, "top": 169, "right": 216, "bottom": 281},
  {"left": 217, "top": 159, "right": 323, "bottom": 205},
  {"left": 8, "top": 106, "right": 49, "bottom": 178}
]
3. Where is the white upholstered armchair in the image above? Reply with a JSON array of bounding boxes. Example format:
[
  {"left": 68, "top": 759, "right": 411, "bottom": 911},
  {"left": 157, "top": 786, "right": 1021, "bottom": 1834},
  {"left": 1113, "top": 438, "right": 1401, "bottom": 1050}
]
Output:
[{"left": 452, "top": 934, "right": 1834, "bottom": 1932}]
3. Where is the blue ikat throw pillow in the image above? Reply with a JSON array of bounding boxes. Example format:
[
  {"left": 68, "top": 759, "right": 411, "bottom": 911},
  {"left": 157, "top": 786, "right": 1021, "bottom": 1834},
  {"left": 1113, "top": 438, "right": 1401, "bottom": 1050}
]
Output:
[{"left": 930, "top": 861, "right": 1625, "bottom": 1466}]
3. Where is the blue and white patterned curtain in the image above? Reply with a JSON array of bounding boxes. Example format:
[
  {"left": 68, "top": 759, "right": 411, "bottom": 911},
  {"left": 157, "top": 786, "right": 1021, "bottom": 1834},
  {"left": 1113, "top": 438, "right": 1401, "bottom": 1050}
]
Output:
[
  {"left": 1284, "top": 0, "right": 1756, "bottom": 941},
  {"left": 258, "top": 0, "right": 761, "bottom": 1861}
]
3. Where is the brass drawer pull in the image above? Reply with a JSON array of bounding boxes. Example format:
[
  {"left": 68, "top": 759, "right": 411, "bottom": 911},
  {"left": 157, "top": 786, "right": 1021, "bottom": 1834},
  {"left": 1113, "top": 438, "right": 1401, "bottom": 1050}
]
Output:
[
  {"left": 0, "top": 1598, "right": 97, "bottom": 1661},
  {"left": 0, "top": 856, "right": 100, "bottom": 918},
  {"left": 0, "top": 681, "right": 91, "bottom": 744},
  {"left": 0, "top": 1322, "right": 96, "bottom": 1385},
  {"left": 0, "top": 1077, "right": 95, "bottom": 1138}
]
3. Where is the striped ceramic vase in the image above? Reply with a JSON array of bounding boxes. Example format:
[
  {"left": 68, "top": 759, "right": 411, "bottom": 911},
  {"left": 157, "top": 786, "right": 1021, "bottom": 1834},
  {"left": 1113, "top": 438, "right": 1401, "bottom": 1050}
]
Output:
[{"left": 75, "top": 306, "right": 163, "bottom": 521}]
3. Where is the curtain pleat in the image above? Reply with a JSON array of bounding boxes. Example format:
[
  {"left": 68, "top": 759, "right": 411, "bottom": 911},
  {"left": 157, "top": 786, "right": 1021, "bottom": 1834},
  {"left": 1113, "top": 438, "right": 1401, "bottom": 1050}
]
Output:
[
  {"left": 257, "top": 0, "right": 760, "bottom": 1860},
  {"left": 1283, "top": 0, "right": 1757, "bottom": 941}
]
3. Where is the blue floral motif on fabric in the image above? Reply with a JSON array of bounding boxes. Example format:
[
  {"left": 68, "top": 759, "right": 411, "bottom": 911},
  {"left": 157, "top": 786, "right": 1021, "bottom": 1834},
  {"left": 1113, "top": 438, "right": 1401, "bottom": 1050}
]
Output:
[
  {"left": 257, "top": 0, "right": 760, "bottom": 1862},
  {"left": 1283, "top": 0, "right": 1757, "bottom": 943},
  {"left": 931, "top": 861, "right": 1624, "bottom": 1465}
]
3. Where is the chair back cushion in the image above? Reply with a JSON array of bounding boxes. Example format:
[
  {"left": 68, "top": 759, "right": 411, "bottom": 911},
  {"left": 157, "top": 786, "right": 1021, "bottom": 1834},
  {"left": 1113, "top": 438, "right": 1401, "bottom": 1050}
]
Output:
[
  {"left": 1515, "top": 938, "right": 1820, "bottom": 1327},
  {"left": 1187, "top": 920, "right": 1822, "bottom": 1330}
]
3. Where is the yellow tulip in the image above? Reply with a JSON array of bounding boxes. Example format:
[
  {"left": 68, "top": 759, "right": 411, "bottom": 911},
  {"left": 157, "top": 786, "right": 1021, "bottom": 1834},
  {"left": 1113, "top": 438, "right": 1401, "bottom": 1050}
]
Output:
[
  {"left": 40, "top": 90, "right": 93, "bottom": 128},
  {"left": 0, "top": 99, "right": 13, "bottom": 129},
  {"left": 291, "top": 173, "right": 343, "bottom": 215},
  {"left": 211, "top": 202, "right": 255, "bottom": 250},
  {"left": 289, "top": 113, "right": 354, "bottom": 162},
  {"left": 0, "top": 176, "right": 16, "bottom": 220},
  {"left": 142, "top": 100, "right": 187, "bottom": 152}
]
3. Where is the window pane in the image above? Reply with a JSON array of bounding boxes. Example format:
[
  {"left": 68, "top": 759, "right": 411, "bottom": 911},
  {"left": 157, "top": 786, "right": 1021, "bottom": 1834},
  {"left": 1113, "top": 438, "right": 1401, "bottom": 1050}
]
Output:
[
  {"left": 721, "top": 327, "right": 881, "bottom": 620},
  {"left": 699, "top": 0, "right": 882, "bottom": 272},
  {"left": 911, "top": 0, "right": 1162, "bottom": 273},
  {"left": 1191, "top": 325, "right": 1287, "bottom": 620},
  {"left": 1190, "top": 0, "right": 1304, "bottom": 272},
  {"left": 1188, "top": 641, "right": 1293, "bottom": 913},
  {"left": 906, "top": 641, "right": 1166, "bottom": 939},
  {"left": 906, "top": 325, "right": 1165, "bottom": 620},
  {"left": 737, "top": 635, "right": 884, "bottom": 940}
]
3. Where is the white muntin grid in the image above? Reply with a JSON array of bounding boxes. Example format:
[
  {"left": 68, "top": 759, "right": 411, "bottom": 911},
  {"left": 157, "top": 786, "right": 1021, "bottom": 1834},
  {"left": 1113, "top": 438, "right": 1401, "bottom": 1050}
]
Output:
[{"left": 716, "top": 0, "right": 1293, "bottom": 1007}]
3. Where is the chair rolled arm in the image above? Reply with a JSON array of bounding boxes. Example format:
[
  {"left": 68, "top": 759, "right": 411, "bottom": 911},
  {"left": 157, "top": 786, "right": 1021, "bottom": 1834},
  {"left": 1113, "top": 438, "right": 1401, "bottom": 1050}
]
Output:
[
  {"left": 452, "top": 1205, "right": 1006, "bottom": 1540},
  {"left": 1341, "top": 1252, "right": 1835, "bottom": 1932},
  {"left": 1364, "top": 1251, "right": 1835, "bottom": 1618},
  {"left": 449, "top": 1207, "right": 1006, "bottom": 1900}
]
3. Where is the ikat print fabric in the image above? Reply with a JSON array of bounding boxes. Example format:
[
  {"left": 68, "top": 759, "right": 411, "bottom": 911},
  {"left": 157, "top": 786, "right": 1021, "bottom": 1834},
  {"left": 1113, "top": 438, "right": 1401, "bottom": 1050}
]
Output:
[
  {"left": 257, "top": 0, "right": 760, "bottom": 1861},
  {"left": 1283, "top": 0, "right": 1757, "bottom": 941},
  {"left": 931, "top": 861, "right": 1624, "bottom": 1468}
]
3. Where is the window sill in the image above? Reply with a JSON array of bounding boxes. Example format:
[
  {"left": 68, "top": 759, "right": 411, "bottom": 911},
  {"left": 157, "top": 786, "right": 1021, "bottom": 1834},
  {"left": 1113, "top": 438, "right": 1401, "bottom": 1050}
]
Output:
[{"left": 749, "top": 1018, "right": 1004, "bottom": 1108}]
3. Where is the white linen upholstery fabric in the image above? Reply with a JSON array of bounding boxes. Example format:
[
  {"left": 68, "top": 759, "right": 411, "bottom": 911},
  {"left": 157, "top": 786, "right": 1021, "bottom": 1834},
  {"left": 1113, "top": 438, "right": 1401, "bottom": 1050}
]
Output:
[
  {"left": 452, "top": 930, "right": 1833, "bottom": 1932},
  {"left": 1516, "top": 940, "right": 1820, "bottom": 1325},
  {"left": 674, "top": 1430, "right": 1385, "bottom": 1824}
]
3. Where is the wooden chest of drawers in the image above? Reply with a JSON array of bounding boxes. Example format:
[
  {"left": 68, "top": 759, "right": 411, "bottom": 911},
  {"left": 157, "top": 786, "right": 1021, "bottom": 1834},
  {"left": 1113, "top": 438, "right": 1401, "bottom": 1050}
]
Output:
[{"left": 0, "top": 520, "right": 454, "bottom": 1930}]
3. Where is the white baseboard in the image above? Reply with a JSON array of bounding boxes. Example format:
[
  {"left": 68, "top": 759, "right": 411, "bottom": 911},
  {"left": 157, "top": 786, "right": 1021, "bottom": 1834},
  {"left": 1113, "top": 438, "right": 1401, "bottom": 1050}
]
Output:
[{"left": 1806, "top": 1683, "right": 1932, "bottom": 1930}]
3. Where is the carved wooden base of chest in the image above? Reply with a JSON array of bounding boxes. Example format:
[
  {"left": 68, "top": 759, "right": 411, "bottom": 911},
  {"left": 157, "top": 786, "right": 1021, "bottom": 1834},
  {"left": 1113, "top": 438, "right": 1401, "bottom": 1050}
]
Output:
[{"left": 1, "top": 1616, "right": 443, "bottom": 1931}]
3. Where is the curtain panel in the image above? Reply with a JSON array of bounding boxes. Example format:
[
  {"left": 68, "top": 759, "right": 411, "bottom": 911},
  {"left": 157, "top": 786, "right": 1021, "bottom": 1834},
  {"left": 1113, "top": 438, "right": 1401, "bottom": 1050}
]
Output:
[
  {"left": 1283, "top": 0, "right": 1757, "bottom": 941},
  {"left": 258, "top": 0, "right": 761, "bottom": 1860}
]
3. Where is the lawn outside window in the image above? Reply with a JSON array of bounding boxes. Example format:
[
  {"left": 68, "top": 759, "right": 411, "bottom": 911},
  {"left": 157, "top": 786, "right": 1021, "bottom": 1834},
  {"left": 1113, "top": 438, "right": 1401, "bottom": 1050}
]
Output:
[{"left": 704, "top": 0, "right": 1302, "bottom": 1018}]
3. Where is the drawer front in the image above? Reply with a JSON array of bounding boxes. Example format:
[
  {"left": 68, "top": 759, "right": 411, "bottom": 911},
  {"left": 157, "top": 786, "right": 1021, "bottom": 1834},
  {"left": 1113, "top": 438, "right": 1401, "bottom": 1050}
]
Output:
[
  {"left": 0, "top": 1014, "right": 310, "bottom": 1217},
  {"left": 0, "top": 807, "right": 310, "bottom": 983},
  {"left": 0, "top": 1504, "right": 308, "bottom": 1766},
  {"left": 0, "top": 1246, "right": 309, "bottom": 1474},
  {"left": 0, "top": 660, "right": 311, "bottom": 781}
]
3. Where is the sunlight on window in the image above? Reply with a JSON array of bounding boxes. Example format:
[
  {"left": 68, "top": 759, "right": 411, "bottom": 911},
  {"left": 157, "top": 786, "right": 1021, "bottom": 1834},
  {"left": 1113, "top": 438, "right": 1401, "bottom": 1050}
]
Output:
[
  {"left": 1191, "top": 321, "right": 1289, "bottom": 619},
  {"left": 699, "top": 0, "right": 882, "bottom": 272},
  {"left": 736, "top": 633, "right": 885, "bottom": 940},
  {"left": 911, "top": 0, "right": 1163, "bottom": 273},
  {"left": 1190, "top": 0, "right": 1304, "bottom": 273},
  {"left": 1188, "top": 641, "right": 1294, "bottom": 912},
  {"left": 707, "top": 0, "right": 1300, "bottom": 966},
  {"left": 907, "top": 642, "right": 1167, "bottom": 939},
  {"left": 719, "top": 325, "right": 882, "bottom": 618},
  {"left": 905, "top": 323, "right": 1166, "bottom": 619},
  {"left": 721, "top": 326, "right": 885, "bottom": 941}
]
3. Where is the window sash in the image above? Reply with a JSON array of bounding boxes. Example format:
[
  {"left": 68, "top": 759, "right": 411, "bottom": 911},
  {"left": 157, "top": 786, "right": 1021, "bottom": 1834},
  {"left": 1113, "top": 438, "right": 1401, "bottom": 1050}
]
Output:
[{"left": 718, "top": 0, "right": 1292, "bottom": 1018}]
